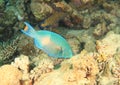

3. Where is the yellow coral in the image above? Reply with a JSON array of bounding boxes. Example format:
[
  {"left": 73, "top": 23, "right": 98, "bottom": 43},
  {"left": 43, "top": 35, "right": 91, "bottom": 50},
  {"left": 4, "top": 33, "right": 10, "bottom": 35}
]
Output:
[
  {"left": 0, "top": 65, "right": 22, "bottom": 85},
  {"left": 96, "top": 53, "right": 108, "bottom": 62}
]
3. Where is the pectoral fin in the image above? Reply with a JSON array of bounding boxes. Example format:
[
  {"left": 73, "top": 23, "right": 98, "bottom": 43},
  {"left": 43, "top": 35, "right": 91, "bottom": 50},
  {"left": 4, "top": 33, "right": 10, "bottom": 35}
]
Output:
[{"left": 34, "top": 39, "right": 42, "bottom": 49}]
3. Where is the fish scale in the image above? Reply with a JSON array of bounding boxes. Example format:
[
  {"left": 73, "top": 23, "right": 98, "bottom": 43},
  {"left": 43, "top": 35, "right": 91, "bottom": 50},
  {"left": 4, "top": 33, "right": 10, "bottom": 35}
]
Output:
[{"left": 21, "top": 22, "right": 73, "bottom": 58}]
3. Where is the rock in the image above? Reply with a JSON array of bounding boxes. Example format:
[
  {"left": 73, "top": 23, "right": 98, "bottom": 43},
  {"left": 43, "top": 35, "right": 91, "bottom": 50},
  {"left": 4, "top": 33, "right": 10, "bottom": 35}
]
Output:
[
  {"left": 30, "top": 1, "right": 53, "bottom": 21},
  {"left": 0, "top": 0, "right": 5, "bottom": 12},
  {"left": 0, "top": 65, "right": 22, "bottom": 85},
  {"left": 96, "top": 31, "right": 120, "bottom": 57},
  {"left": 33, "top": 50, "right": 99, "bottom": 85}
]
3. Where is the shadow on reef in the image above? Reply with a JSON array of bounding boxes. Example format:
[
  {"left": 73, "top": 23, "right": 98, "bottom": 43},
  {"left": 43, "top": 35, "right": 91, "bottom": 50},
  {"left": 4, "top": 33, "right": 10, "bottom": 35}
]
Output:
[
  {"left": 0, "top": 28, "right": 15, "bottom": 42},
  {"left": 0, "top": 50, "right": 19, "bottom": 66}
]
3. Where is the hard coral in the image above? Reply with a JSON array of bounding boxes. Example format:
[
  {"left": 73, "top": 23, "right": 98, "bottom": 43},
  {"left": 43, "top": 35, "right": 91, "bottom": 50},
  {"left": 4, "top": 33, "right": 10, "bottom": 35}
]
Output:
[
  {"left": 111, "top": 51, "right": 120, "bottom": 79},
  {"left": 0, "top": 35, "right": 20, "bottom": 64},
  {"left": 0, "top": 65, "right": 22, "bottom": 85},
  {"left": 70, "top": 0, "right": 94, "bottom": 9},
  {"left": 68, "top": 50, "right": 99, "bottom": 84},
  {"left": 96, "top": 31, "right": 120, "bottom": 62},
  {"left": 30, "top": 1, "right": 53, "bottom": 21},
  {"left": 33, "top": 50, "right": 99, "bottom": 85},
  {"left": 93, "top": 22, "right": 108, "bottom": 37},
  {"left": 11, "top": 54, "right": 32, "bottom": 85},
  {"left": 97, "top": 57, "right": 119, "bottom": 85},
  {"left": 30, "top": 58, "right": 54, "bottom": 82},
  {"left": 11, "top": 55, "right": 30, "bottom": 74},
  {"left": 66, "top": 29, "right": 96, "bottom": 52}
]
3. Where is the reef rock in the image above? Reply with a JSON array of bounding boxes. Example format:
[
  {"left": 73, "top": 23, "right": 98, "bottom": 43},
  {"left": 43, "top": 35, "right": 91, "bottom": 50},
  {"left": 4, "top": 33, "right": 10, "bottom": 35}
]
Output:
[
  {"left": 30, "top": 1, "right": 53, "bottom": 21},
  {"left": 96, "top": 31, "right": 120, "bottom": 58},
  {"left": 0, "top": 65, "right": 22, "bottom": 85},
  {"left": 33, "top": 50, "right": 99, "bottom": 85},
  {"left": 0, "top": 0, "right": 5, "bottom": 12}
]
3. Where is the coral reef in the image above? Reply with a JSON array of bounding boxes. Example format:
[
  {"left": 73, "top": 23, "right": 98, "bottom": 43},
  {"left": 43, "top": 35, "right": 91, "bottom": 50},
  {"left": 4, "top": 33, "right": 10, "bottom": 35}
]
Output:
[
  {"left": 0, "top": 35, "right": 20, "bottom": 64},
  {"left": 30, "top": 58, "right": 54, "bottom": 82},
  {"left": 17, "top": 34, "right": 38, "bottom": 57},
  {"left": 67, "top": 36, "right": 81, "bottom": 54},
  {"left": 70, "top": 0, "right": 94, "bottom": 9},
  {"left": 0, "top": 0, "right": 26, "bottom": 40},
  {"left": 0, "top": 0, "right": 120, "bottom": 40},
  {"left": 6, "top": 0, "right": 25, "bottom": 21},
  {"left": 0, "top": 0, "right": 120, "bottom": 85},
  {"left": 66, "top": 29, "right": 96, "bottom": 52},
  {"left": 96, "top": 31, "right": 120, "bottom": 61},
  {"left": 30, "top": 1, "right": 53, "bottom": 21},
  {"left": 95, "top": 31, "right": 120, "bottom": 85},
  {"left": 33, "top": 50, "right": 99, "bottom": 85},
  {"left": 0, "top": 65, "right": 22, "bottom": 85},
  {"left": 11, "top": 55, "right": 32, "bottom": 85},
  {"left": 0, "top": 33, "right": 39, "bottom": 65},
  {"left": 97, "top": 55, "right": 120, "bottom": 85},
  {"left": 11, "top": 55, "right": 30, "bottom": 74},
  {"left": 1, "top": 30, "right": 120, "bottom": 84},
  {"left": 0, "top": 0, "right": 5, "bottom": 12},
  {"left": 93, "top": 22, "right": 108, "bottom": 37}
]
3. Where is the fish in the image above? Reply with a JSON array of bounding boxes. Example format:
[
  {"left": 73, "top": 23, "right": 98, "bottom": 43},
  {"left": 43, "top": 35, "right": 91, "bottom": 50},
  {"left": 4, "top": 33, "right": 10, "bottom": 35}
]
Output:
[{"left": 21, "top": 22, "right": 73, "bottom": 58}]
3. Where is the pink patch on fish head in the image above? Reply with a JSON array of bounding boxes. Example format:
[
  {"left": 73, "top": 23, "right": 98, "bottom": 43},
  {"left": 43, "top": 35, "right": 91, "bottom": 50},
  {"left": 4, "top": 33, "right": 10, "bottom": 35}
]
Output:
[{"left": 41, "top": 36, "right": 51, "bottom": 46}]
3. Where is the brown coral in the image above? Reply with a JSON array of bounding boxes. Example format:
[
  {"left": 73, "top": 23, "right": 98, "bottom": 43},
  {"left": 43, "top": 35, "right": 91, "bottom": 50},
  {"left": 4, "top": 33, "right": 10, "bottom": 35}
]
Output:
[
  {"left": 70, "top": 0, "right": 94, "bottom": 9},
  {"left": 30, "top": 1, "right": 53, "bottom": 21},
  {"left": 0, "top": 35, "right": 20, "bottom": 63},
  {"left": 93, "top": 22, "right": 108, "bottom": 37}
]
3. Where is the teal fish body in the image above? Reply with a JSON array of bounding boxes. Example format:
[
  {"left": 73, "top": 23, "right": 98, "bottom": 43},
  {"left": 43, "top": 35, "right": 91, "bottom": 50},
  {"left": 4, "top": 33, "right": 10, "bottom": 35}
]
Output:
[{"left": 21, "top": 22, "right": 73, "bottom": 58}]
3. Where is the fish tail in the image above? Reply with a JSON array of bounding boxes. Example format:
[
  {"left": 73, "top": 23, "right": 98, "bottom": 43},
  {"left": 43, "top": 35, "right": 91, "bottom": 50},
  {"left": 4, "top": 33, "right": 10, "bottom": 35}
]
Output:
[{"left": 21, "top": 22, "right": 36, "bottom": 38}]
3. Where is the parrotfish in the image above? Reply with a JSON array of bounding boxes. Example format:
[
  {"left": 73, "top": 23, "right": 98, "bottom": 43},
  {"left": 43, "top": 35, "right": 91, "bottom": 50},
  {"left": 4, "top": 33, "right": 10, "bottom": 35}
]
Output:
[{"left": 21, "top": 22, "right": 73, "bottom": 58}]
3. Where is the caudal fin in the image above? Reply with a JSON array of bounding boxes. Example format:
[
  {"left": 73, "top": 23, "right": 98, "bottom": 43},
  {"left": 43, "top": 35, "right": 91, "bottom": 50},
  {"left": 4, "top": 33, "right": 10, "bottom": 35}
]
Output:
[{"left": 21, "top": 22, "right": 36, "bottom": 38}]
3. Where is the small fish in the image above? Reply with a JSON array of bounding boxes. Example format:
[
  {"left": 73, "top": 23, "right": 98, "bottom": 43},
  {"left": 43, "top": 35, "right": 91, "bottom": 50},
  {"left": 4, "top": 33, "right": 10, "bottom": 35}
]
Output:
[
  {"left": 21, "top": 22, "right": 73, "bottom": 58},
  {"left": 38, "top": 11, "right": 66, "bottom": 30}
]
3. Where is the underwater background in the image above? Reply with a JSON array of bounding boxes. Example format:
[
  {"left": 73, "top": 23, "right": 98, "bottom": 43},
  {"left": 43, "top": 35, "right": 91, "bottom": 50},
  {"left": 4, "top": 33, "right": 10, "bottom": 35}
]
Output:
[{"left": 0, "top": 0, "right": 120, "bottom": 85}]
